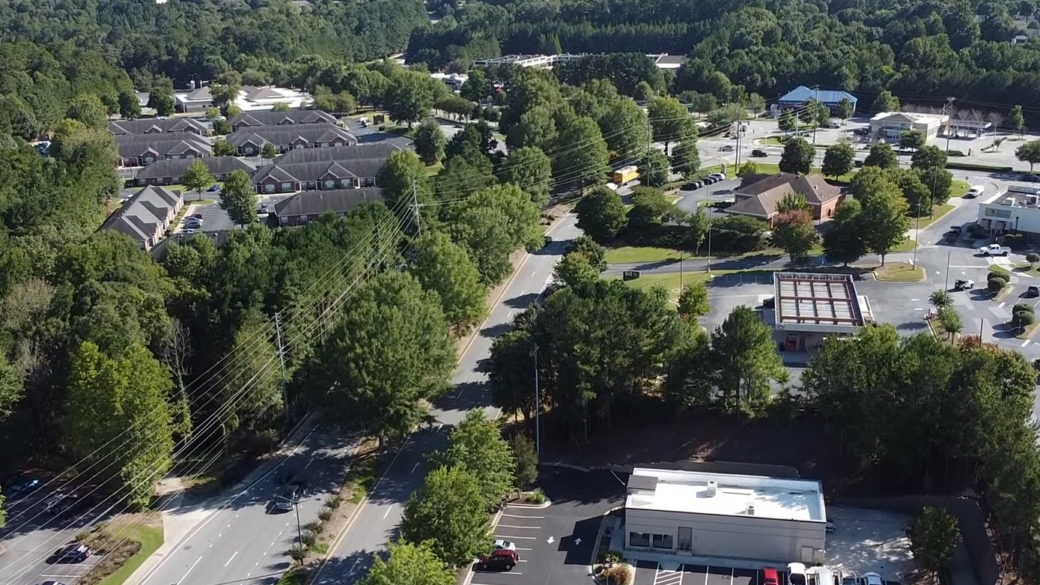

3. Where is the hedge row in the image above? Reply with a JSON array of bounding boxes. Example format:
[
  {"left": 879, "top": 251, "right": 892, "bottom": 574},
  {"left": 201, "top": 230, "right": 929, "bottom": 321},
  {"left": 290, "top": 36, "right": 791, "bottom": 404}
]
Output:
[{"left": 945, "top": 161, "right": 1014, "bottom": 172}]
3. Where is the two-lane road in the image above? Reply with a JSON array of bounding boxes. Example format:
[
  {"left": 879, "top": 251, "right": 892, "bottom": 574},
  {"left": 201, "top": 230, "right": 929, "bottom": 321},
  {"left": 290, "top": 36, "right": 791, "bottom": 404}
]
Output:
[{"left": 314, "top": 213, "right": 583, "bottom": 585}]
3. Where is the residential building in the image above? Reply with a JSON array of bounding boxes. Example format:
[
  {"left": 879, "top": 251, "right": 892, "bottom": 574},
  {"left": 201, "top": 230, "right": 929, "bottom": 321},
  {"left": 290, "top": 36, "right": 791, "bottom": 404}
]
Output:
[
  {"left": 253, "top": 158, "right": 385, "bottom": 194},
  {"left": 770, "top": 273, "right": 871, "bottom": 353},
  {"left": 133, "top": 157, "right": 257, "bottom": 187},
  {"left": 726, "top": 173, "right": 843, "bottom": 225},
  {"left": 101, "top": 186, "right": 184, "bottom": 250},
  {"left": 229, "top": 109, "right": 337, "bottom": 132},
  {"left": 274, "top": 188, "right": 384, "bottom": 226},
  {"left": 432, "top": 72, "right": 468, "bottom": 91},
  {"left": 109, "top": 117, "right": 209, "bottom": 136},
  {"left": 774, "top": 86, "right": 858, "bottom": 116},
  {"left": 272, "top": 143, "right": 402, "bottom": 165},
  {"left": 115, "top": 133, "right": 213, "bottom": 167},
  {"left": 174, "top": 85, "right": 313, "bottom": 113},
  {"left": 977, "top": 186, "right": 1040, "bottom": 239},
  {"left": 869, "top": 111, "right": 949, "bottom": 142},
  {"left": 472, "top": 53, "right": 685, "bottom": 70},
  {"left": 225, "top": 124, "right": 357, "bottom": 156},
  {"left": 624, "top": 467, "right": 827, "bottom": 563}
]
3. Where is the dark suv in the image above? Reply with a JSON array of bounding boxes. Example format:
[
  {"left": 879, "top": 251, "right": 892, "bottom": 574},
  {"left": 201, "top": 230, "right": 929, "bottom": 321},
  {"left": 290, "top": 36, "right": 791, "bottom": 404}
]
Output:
[
  {"left": 476, "top": 549, "right": 518, "bottom": 571},
  {"left": 274, "top": 486, "right": 299, "bottom": 512}
]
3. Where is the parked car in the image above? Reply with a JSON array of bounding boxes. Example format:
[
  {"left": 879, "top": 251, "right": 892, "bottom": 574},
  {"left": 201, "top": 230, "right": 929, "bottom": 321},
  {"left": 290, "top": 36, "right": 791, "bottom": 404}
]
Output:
[
  {"left": 493, "top": 539, "right": 516, "bottom": 551},
  {"left": 1028, "top": 285, "right": 1040, "bottom": 297},
  {"left": 788, "top": 563, "right": 808, "bottom": 585},
  {"left": 719, "top": 145, "right": 734, "bottom": 152},
  {"left": 681, "top": 182, "right": 699, "bottom": 191},
  {"left": 978, "top": 244, "right": 1011, "bottom": 256},
  {"left": 709, "top": 173, "right": 727, "bottom": 181},
  {"left": 51, "top": 544, "right": 91, "bottom": 563},
  {"left": 206, "top": 184, "right": 221, "bottom": 192},
  {"left": 192, "top": 213, "right": 204, "bottom": 220},
  {"left": 751, "top": 149, "right": 768, "bottom": 157},
  {"left": 184, "top": 228, "right": 198, "bottom": 235},
  {"left": 964, "top": 185, "right": 983, "bottom": 198},
  {"left": 476, "top": 549, "right": 518, "bottom": 571},
  {"left": 763, "top": 567, "right": 780, "bottom": 585},
  {"left": 863, "top": 573, "right": 884, "bottom": 585},
  {"left": 43, "top": 493, "right": 78, "bottom": 515},
  {"left": 954, "top": 279, "right": 975, "bottom": 291}
]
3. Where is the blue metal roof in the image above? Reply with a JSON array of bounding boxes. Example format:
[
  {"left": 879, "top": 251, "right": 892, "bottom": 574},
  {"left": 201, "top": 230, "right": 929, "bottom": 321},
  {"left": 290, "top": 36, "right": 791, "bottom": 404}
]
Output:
[{"left": 779, "top": 85, "right": 857, "bottom": 105}]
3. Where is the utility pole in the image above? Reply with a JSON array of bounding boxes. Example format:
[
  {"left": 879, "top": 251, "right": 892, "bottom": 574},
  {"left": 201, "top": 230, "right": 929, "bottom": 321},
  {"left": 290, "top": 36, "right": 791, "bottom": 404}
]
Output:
[
  {"left": 274, "top": 313, "right": 288, "bottom": 424},
  {"left": 293, "top": 498, "right": 303, "bottom": 548},
  {"left": 944, "top": 97, "right": 957, "bottom": 153},
  {"left": 735, "top": 109, "right": 742, "bottom": 169},
  {"left": 706, "top": 210, "right": 713, "bottom": 275},
  {"left": 646, "top": 121, "right": 653, "bottom": 180},
  {"left": 679, "top": 249, "right": 684, "bottom": 289},
  {"left": 944, "top": 250, "right": 952, "bottom": 291},
  {"left": 531, "top": 343, "right": 541, "bottom": 457},
  {"left": 411, "top": 178, "right": 422, "bottom": 237}
]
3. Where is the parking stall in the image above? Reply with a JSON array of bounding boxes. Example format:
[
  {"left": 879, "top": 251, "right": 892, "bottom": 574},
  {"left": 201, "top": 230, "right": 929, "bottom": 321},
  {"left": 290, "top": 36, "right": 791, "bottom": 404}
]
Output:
[
  {"left": 471, "top": 504, "right": 544, "bottom": 585},
  {"left": 631, "top": 563, "right": 785, "bottom": 585}
]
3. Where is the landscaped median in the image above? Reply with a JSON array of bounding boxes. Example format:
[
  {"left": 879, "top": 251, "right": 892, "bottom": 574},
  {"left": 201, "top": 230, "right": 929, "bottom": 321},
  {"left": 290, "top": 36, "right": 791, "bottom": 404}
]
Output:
[
  {"left": 78, "top": 515, "right": 164, "bottom": 585},
  {"left": 873, "top": 263, "right": 925, "bottom": 282}
]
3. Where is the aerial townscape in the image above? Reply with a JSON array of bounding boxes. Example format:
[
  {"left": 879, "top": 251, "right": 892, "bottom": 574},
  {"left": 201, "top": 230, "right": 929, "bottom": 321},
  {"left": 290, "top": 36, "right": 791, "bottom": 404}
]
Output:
[{"left": 5, "top": 2, "right": 1040, "bottom": 585}]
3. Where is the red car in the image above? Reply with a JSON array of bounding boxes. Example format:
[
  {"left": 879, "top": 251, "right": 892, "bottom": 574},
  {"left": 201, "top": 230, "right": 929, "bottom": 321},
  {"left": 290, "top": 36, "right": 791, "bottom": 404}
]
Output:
[
  {"left": 763, "top": 567, "right": 780, "bottom": 585},
  {"left": 477, "top": 548, "right": 518, "bottom": 571}
]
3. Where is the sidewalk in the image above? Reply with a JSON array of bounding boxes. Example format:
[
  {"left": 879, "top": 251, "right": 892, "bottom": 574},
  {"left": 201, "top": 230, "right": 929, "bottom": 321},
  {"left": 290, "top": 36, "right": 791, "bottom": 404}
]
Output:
[{"left": 123, "top": 412, "right": 321, "bottom": 585}]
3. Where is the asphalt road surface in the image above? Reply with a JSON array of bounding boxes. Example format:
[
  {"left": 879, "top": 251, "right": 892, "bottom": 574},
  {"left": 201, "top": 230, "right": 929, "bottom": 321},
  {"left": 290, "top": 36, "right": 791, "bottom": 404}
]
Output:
[
  {"left": 128, "top": 423, "right": 356, "bottom": 585},
  {"left": 312, "top": 213, "right": 583, "bottom": 585}
]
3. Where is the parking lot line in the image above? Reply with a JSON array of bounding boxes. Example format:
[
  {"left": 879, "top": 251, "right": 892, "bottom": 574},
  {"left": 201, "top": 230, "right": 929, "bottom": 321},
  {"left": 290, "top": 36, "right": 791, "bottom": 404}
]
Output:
[
  {"left": 515, "top": 547, "right": 532, "bottom": 551},
  {"left": 501, "top": 513, "right": 544, "bottom": 518},
  {"left": 498, "top": 524, "right": 540, "bottom": 529},
  {"left": 494, "top": 535, "right": 537, "bottom": 539}
]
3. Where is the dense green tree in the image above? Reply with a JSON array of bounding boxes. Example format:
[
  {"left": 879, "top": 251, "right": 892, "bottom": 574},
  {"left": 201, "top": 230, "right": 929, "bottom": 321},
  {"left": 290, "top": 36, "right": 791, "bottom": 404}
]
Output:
[
  {"left": 378, "top": 150, "right": 435, "bottom": 232},
  {"left": 638, "top": 149, "right": 671, "bottom": 188},
  {"left": 67, "top": 94, "right": 109, "bottom": 129},
  {"left": 413, "top": 119, "right": 447, "bottom": 165},
  {"left": 461, "top": 68, "right": 489, "bottom": 104},
  {"left": 600, "top": 98, "right": 647, "bottom": 161},
  {"left": 411, "top": 232, "right": 486, "bottom": 334},
  {"left": 148, "top": 89, "right": 176, "bottom": 117},
  {"left": 916, "top": 167, "right": 954, "bottom": 207},
  {"left": 677, "top": 282, "right": 709, "bottom": 321},
  {"left": 821, "top": 143, "right": 855, "bottom": 178},
  {"left": 510, "top": 434, "right": 538, "bottom": 492},
  {"left": 117, "top": 89, "right": 141, "bottom": 120},
  {"left": 911, "top": 145, "right": 948, "bottom": 170},
  {"left": 181, "top": 159, "right": 215, "bottom": 203},
  {"left": 670, "top": 133, "right": 701, "bottom": 180},
  {"left": 823, "top": 200, "right": 867, "bottom": 266},
  {"left": 401, "top": 466, "right": 491, "bottom": 566},
  {"left": 552, "top": 114, "right": 610, "bottom": 187},
  {"left": 899, "top": 130, "right": 926, "bottom": 151},
  {"left": 864, "top": 143, "right": 898, "bottom": 169},
  {"left": 836, "top": 98, "right": 854, "bottom": 123},
  {"left": 385, "top": 71, "right": 445, "bottom": 127},
  {"left": 271, "top": 102, "right": 290, "bottom": 112},
  {"left": 871, "top": 90, "right": 900, "bottom": 113},
  {"left": 858, "top": 180, "right": 911, "bottom": 265},
  {"left": 554, "top": 252, "right": 601, "bottom": 290},
  {"left": 261, "top": 143, "right": 278, "bottom": 159},
  {"left": 65, "top": 342, "right": 173, "bottom": 509},
  {"left": 648, "top": 96, "right": 693, "bottom": 151},
  {"left": 488, "top": 327, "right": 537, "bottom": 422},
  {"left": 500, "top": 147, "right": 552, "bottom": 207},
  {"left": 778, "top": 110, "right": 797, "bottom": 132},
  {"left": 565, "top": 236, "right": 607, "bottom": 271},
  {"left": 314, "top": 272, "right": 454, "bottom": 443},
  {"left": 434, "top": 410, "right": 515, "bottom": 507},
  {"left": 772, "top": 208, "right": 817, "bottom": 263},
  {"left": 212, "top": 139, "right": 236, "bottom": 157},
  {"left": 506, "top": 106, "right": 557, "bottom": 152},
  {"left": 574, "top": 186, "right": 628, "bottom": 243},
  {"left": 1016, "top": 140, "right": 1040, "bottom": 172},
  {"left": 779, "top": 137, "right": 814, "bottom": 175},
  {"left": 910, "top": 508, "right": 962, "bottom": 578},
  {"left": 219, "top": 170, "right": 258, "bottom": 226},
  {"left": 447, "top": 184, "right": 543, "bottom": 285},
  {"left": 710, "top": 306, "right": 785, "bottom": 413},
  {"left": 1010, "top": 105, "right": 1026, "bottom": 138},
  {"left": 360, "top": 541, "right": 455, "bottom": 585},
  {"left": 0, "top": 356, "right": 22, "bottom": 425},
  {"left": 220, "top": 310, "right": 281, "bottom": 437}
]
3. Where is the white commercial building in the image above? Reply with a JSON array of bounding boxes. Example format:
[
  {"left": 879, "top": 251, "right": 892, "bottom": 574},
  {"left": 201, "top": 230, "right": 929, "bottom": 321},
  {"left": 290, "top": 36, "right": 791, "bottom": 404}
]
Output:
[
  {"left": 625, "top": 468, "right": 827, "bottom": 564},
  {"left": 869, "top": 111, "right": 948, "bottom": 142},
  {"left": 977, "top": 186, "right": 1040, "bottom": 238},
  {"left": 174, "top": 85, "right": 312, "bottom": 113}
]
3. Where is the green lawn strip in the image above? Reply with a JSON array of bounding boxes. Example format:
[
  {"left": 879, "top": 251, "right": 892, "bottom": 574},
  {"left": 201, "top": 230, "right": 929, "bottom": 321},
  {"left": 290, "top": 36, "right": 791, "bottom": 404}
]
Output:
[
  {"left": 890, "top": 237, "right": 918, "bottom": 253},
  {"left": 989, "top": 264, "right": 1012, "bottom": 276},
  {"left": 949, "top": 180, "right": 971, "bottom": 198},
  {"left": 609, "top": 271, "right": 716, "bottom": 302},
  {"left": 989, "top": 262, "right": 1040, "bottom": 278},
  {"left": 95, "top": 522, "right": 164, "bottom": 585},
  {"left": 874, "top": 264, "right": 925, "bottom": 282},
  {"left": 604, "top": 246, "right": 683, "bottom": 264},
  {"left": 911, "top": 204, "right": 956, "bottom": 229},
  {"left": 425, "top": 161, "right": 443, "bottom": 176},
  {"left": 1016, "top": 322, "right": 1040, "bottom": 339}
]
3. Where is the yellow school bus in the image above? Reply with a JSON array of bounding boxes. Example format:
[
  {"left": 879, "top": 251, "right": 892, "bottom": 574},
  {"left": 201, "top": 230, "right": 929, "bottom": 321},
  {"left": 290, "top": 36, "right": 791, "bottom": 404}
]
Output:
[{"left": 613, "top": 165, "right": 638, "bottom": 185}]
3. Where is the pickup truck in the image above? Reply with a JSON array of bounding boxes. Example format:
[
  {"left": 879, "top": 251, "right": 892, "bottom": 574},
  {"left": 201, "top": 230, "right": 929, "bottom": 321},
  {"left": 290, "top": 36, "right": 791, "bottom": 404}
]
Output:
[{"left": 978, "top": 244, "right": 1011, "bottom": 256}]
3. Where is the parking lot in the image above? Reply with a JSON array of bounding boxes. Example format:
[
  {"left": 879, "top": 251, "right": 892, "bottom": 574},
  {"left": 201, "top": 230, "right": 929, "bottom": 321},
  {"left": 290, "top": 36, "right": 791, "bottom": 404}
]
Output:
[
  {"left": 633, "top": 563, "right": 780, "bottom": 585},
  {"left": 471, "top": 468, "right": 622, "bottom": 585}
]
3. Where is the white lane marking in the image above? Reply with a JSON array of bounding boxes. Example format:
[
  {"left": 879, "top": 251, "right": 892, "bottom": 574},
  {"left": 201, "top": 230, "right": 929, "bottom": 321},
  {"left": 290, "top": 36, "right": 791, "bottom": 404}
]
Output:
[
  {"left": 218, "top": 533, "right": 222, "bottom": 537},
  {"left": 303, "top": 456, "right": 315, "bottom": 470},
  {"left": 516, "top": 547, "right": 532, "bottom": 551},
  {"left": 175, "top": 556, "right": 203, "bottom": 585},
  {"left": 235, "top": 513, "right": 240, "bottom": 518},
  {"left": 494, "top": 535, "right": 537, "bottom": 539},
  {"left": 999, "top": 302, "right": 1007, "bottom": 308},
  {"left": 225, "top": 550, "right": 238, "bottom": 567},
  {"left": 383, "top": 505, "right": 394, "bottom": 519},
  {"left": 412, "top": 462, "right": 420, "bottom": 474},
  {"left": 498, "top": 524, "right": 540, "bottom": 529},
  {"left": 1023, "top": 339, "right": 1031, "bottom": 347},
  {"left": 501, "top": 513, "right": 543, "bottom": 518},
  {"left": 209, "top": 543, "right": 213, "bottom": 547}
]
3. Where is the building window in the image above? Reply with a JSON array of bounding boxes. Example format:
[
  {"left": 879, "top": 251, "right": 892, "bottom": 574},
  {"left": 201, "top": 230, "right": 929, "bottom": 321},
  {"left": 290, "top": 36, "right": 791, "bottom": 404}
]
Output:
[
  {"left": 264, "top": 183, "right": 276, "bottom": 193},
  {"left": 244, "top": 146, "right": 255, "bottom": 155},
  {"left": 363, "top": 178, "right": 375, "bottom": 187},
  {"left": 325, "top": 180, "right": 335, "bottom": 189},
  {"left": 651, "top": 534, "right": 674, "bottom": 550},
  {"left": 300, "top": 215, "right": 309, "bottom": 223},
  {"left": 341, "top": 179, "right": 351, "bottom": 188},
  {"left": 280, "top": 182, "right": 292, "bottom": 192},
  {"left": 295, "top": 143, "right": 304, "bottom": 149},
  {"left": 144, "top": 156, "right": 155, "bottom": 164},
  {"left": 629, "top": 533, "right": 650, "bottom": 548}
]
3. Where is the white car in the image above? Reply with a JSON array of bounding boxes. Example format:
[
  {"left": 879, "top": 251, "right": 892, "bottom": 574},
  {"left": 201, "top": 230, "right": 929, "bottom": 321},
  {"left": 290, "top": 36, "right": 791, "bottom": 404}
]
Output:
[
  {"left": 493, "top": 539, "right": 516, "bottom": 551},
  {"left": 977, "top": 244, "right": 1011, "bottom": 256},
  {"left": 863, "top": 573, "right": 884, "bottom": 585},
  {"left": 184, "top": 228, "right": 198, "bottom": 234},
  {"left": 709, "top": 173, "right": 726, "bottom": 181},
  {"left": 964, "top": 185, "right": 983, "bottom": 198},
  {"left": 788, "top": 562, "right": 808, "bottom": 585}
]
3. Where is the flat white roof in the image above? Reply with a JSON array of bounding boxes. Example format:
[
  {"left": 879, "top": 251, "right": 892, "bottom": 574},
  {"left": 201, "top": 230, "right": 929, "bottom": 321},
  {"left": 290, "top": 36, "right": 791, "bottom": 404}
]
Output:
[{"left": 626, "top": 468, "right": 826, "bottom": 522}]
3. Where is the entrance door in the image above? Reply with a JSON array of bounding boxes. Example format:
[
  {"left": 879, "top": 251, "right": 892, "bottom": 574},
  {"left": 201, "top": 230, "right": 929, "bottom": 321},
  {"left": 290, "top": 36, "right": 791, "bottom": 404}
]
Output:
[
  {"left": 677, "top": 526, "right": 693, "bottom": 551},
  {"left": 800, "top": 546, "right": 814, "bottom": 563}
]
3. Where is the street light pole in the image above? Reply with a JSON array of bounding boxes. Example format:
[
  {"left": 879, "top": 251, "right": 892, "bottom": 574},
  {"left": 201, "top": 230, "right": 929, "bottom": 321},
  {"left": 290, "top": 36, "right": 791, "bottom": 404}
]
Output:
[
  {"left": 944, "top": 250, "right": 952, "bottom": 291},
  {"left": 294, "top": 499, "right": 303, "bottom": 547},
  {"left": 943, "top": 97, "right": 956, "bottom": 153},
  {"left": 531, "top": 343, "right": 540, "bottom": 457}
]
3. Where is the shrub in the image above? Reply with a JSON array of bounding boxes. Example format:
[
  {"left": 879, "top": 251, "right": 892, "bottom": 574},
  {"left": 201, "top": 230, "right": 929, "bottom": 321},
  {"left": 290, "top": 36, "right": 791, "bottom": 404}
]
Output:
[
  {"left": 988, "top": 276, "right": 1007, "bottom": 293},
  {"left": 526, "top": 489, "right": 546, "bottom": 504},
  {"left": 325, "top": 495, "right": 342, "bottom": 509},
  {"left": 1029, "top": 252, "right": 1040, "bottom": 265},
  {"left": 301, "top": 532, "right": 316, "bottom": 547},
  {"left": 604, "top": 550, "right": 623, "bottom": 564},
  {"left": 945, "top": 162, "right": 1014, "bottom": 172},
  {"left": 1013, "top": 311, "right": 1035, "bottom": 329},
  {"left": 289, "top": 544, "right": 307, "bottom": 561},
  {"left": 1015, "top": 303, "right": 1036, "bottom": 315},
  {"left": 603, "top": 564, "right": 633, "bottom": 585},
  {"left": 318, "top": 508, "right": 333, "bottom": 522},
  {"left": 946, "top": 150, "right": 966, "bottom": 157},
  {"left": 312, "top": 541, "right": 330, "bottom": 556},
  {"left": 1002, "top": 233, "right": 1028, "bottom": 250}
]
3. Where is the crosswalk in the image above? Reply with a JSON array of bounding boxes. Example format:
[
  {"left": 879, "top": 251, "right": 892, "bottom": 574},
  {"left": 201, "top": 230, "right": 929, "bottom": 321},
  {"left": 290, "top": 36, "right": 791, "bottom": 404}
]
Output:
[{"left": 655, "top": 564, "right": 684, "bottom": 585}]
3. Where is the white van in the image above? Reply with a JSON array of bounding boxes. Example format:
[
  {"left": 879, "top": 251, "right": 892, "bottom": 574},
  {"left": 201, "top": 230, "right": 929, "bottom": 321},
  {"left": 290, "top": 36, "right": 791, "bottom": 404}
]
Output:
[{"left": 964, "top": 185, "right": 984, "bottom": 199}]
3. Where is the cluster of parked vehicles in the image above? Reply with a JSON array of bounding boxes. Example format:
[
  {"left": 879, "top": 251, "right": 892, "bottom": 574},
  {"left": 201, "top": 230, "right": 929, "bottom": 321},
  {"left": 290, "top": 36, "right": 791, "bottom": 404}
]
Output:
[
  {"left": 182, "top": 212, "right": 204, "bottom": 234},
  {"left": 681, "top": 172, "right": 728, "bottom": 191},
  {"left": 474, "top": 539, "right": 520, "bottom": 571},
  {"left": 775, "top": 563, "right": 893, "bottom": 585}
]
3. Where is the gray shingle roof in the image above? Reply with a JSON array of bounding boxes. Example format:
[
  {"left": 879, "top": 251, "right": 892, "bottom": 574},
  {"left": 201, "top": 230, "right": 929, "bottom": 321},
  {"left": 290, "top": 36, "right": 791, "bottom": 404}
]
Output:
[
  {"left": 135, "top": 157, "right": 257, "bottom": 181},
  {"left": 116, "top": 133, "right": 213, "bottom": 160},
  {"left": 253, "top": 158, "right": 386, "bottom": 184},
  {"left": 728, "top": 173, "right": 841, "bottom": 218},
  {"left": 272, "top": 143, "right": 402, "bottom": 164},
  {"left": 102, "top": 186, "right": 183, "bottom": 246},
  {"left": 274, "top": 188, "right": 384, "bottom": 217},
  {"left": 230, "top": 109, "right": 337, "bottom": 129},
  {"left": 226, "top": 125, "right": 356, "bottom": 148},
  {"left": 109, "top": 118, "right": 208, "bottom": 135}
]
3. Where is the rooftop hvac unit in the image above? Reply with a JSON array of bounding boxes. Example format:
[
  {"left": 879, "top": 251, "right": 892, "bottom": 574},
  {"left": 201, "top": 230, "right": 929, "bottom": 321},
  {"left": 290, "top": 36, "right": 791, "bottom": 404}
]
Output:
[
  {"left": 1003, "top": 198, "right": 1016, "bottom": 206},
  {"left": 1029, "top": 196, "right": 1038, "bottom": 206},
  {"left": 746, "top": 503, "right": 756, "bottom": 515},
  {"left": 706, "top": 480, "right": 717, "bottom": 497}
]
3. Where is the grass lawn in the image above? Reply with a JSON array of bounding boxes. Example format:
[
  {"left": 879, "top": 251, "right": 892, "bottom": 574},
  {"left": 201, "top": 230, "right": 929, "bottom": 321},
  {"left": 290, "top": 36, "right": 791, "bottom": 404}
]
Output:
[
  {"left": 604, "top": 246, "right": 683, "bottom": 264},
  {"left": 949, "top": 179, "right": 971, "bottom": 198},
  {"left": 874, "top": 263, "right": 925, "bottom": 282},
  {"left": 1017, "top": 322, "right": 1040, "bottom": 339},
  {"left": 889, "top": 237, "right": 918, "bottom": 253},
  {"left": 425, "top": 161, "right": 443, "bottom": 176},
  {"left": 911, "top": 204, "right": 956, "bottom": 229},
  {"left": 276, "top": 571, "right": 307, "bottom": 585},
  {"left": 990, "top": 262, "right": 1040, "bottom": 278},
  {"left": 96, "top": 517, "right": 164, "bottom": 585},
  {"left": 611, "top": 271, "right": 714, "bottom": 301}
]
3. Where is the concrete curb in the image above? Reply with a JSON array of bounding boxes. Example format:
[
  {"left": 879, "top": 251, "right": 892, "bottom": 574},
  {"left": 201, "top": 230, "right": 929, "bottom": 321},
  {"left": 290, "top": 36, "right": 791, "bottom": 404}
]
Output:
[{"left": 506, "top": 499, "right": 552, "bottom": 509}]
